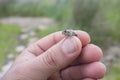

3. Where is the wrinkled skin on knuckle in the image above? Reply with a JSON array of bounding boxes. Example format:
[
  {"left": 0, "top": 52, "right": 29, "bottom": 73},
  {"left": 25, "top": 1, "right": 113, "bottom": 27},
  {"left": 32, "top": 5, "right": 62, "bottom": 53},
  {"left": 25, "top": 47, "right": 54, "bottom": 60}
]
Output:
[{"left": 43, "top": 49, "right": 59, "bottom": 69}]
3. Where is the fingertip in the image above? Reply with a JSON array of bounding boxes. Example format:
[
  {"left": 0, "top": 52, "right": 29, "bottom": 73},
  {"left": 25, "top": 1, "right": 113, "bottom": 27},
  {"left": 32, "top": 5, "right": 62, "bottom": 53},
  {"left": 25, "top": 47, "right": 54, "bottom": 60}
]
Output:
[
  {"left": 79, "top": 44, "right": 103, "bottom": 63},
  {"left": 61, "top": 36, "right": 82, "bottom": 56},
  {"left": 87, "top": 44, "right": 103, "bottom": 59},
  {"left": 97, "top": 62, "right": 106, "bottom": 78},
  {"left": 76, "top": 30, "right": 91, "bottom": 46},
  {"left": 90, "top": 44, "right": 103, "bottom": 59},
  {"left": 61, "top": 62, "right": 106, "bottom": 80},
  {"left": 87, "top": 62, "right": 106, "bottom": 79}
]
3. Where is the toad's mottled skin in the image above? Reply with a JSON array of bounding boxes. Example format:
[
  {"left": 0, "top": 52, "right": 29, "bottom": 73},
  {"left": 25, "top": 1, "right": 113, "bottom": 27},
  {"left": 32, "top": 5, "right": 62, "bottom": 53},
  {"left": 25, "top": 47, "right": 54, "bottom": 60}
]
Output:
[{"left": 62, "top": 29, "right": 77, "bottom": 36}]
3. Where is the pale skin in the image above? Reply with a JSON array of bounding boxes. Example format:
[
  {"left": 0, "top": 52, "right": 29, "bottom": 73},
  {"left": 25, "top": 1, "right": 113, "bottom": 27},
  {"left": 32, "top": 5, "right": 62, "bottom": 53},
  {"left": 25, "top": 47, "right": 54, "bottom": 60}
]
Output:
[{"left": 2, "top": 30, "right": 106, "bottom": 80}]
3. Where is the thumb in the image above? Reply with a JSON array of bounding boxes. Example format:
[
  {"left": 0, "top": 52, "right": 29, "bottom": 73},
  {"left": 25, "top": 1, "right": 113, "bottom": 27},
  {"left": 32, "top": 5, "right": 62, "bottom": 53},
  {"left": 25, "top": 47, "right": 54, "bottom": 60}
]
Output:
[{"left": 34, "top": 36, "right": 82, "bottom": 78}]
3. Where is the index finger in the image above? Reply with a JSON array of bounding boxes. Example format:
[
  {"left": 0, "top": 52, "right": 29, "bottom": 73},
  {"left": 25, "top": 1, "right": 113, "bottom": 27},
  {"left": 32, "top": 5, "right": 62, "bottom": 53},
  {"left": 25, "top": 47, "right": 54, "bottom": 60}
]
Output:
[{"left": 27, "top": 30, "right": 90, "bottom": 56}]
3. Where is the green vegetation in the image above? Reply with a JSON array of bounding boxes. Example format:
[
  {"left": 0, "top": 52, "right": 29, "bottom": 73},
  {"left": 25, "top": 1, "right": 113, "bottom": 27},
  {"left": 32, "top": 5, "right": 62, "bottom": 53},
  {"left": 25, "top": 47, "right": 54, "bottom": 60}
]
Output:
[
  {"left": 103, "top": 61, "right": 120, "bottom": 80},
  {"left": 0, "top": 0, "right": 73, "bottom": 23},
  {"left": 35, "top": 26, "right": 63, "bottom": 38},
  {"left": 0, "top": 24, "right": 21, "bottom": 67}
]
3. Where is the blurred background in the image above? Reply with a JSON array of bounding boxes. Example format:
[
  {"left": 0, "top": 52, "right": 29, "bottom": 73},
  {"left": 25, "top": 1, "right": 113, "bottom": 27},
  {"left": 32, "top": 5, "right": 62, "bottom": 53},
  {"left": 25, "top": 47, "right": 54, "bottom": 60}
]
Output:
[{"left": 0, "top": 0, "right": 120, "bottom": 79}]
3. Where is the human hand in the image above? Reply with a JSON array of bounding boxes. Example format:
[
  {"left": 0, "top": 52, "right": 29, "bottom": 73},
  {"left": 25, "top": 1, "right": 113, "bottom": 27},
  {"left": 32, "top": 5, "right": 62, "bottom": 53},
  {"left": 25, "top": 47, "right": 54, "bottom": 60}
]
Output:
[{"left": 2, "top": 30, "right": 106, "bottom": 80}]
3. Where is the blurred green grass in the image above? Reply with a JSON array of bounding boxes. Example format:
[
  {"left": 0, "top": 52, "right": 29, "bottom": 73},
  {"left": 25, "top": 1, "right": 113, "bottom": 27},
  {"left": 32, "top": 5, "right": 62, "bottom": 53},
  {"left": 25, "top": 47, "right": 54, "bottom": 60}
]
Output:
[
  {"left": 0, "top": 24, "right": 21, "bottom": 67},
  {"left": 103, "top": 61, "right": 120, "bottom": 80},
  {"left": 35, "top": 26, "right": 63, "bottom": 38},
  {"left": 0, "top": 0, "right": 73, "bottom": 24}
]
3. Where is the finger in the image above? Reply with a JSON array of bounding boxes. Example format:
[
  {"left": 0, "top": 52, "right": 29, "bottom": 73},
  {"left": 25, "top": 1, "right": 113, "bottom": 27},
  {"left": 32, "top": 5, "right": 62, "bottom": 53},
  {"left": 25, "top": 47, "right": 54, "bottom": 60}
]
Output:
[
  {"left": 27, "top": 30, "right": 90, "bottom": 56},
  {"left": 75, "top": 30, "right": 90, "bottom": 47},
  {"left": 71, "top": 44, "right": 103, "bottom": 65},
  {"left": 29, "top": 36, "right": 82, "bottom": 79},
  {"left": 61, "top": 62, "right": 106, "bottom": 80}
]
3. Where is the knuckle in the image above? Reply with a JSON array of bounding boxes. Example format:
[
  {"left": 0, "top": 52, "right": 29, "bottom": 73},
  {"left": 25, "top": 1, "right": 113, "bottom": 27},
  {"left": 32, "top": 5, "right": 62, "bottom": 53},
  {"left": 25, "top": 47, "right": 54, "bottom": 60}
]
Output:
[{"left": 43, "top": 49, "right": 59, "bottom": 68}]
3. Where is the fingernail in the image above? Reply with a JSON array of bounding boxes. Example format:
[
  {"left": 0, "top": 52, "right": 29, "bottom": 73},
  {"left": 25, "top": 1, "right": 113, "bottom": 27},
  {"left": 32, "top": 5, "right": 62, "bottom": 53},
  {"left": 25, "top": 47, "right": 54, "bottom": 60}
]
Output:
[{"left": 62, "top": 37, "right": 77, "bottom": 54}]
